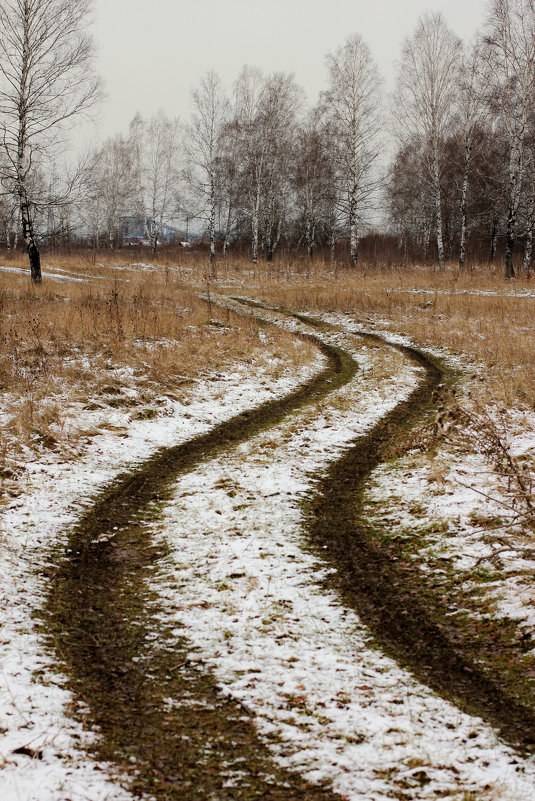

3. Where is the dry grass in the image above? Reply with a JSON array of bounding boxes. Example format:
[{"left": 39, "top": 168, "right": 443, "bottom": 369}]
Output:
[
  {"left": 3, "top": 249, "right": 533, "bottom": 479},
  {"left": 7, "top": 251, "right": 535, "bottom": 412},
  {"left": 0, "top": 256, "right": 316, "bottom": 476},
  {"left": 205, "top": 260, "right": 535, "bottom": 410}
]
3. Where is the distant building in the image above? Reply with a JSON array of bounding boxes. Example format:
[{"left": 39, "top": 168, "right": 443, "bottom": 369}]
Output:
[{"left": 120, "top": 216, "right": 186, "bottom": 245}]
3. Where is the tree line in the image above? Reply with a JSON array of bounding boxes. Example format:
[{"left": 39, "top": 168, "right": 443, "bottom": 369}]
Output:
[{"left": 0, "top": 0, "right": 534, "bottom": 282}]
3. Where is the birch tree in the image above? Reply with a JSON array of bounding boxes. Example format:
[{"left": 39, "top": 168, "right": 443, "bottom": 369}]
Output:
[
  {"left": 322, "top": 34, "right": 383, "bottom": 267},
  {"left": 482, "top": 0, "right": 535, "bottom": 277},
  {"left": 387, "top": 138, "right": 433, "bottom": 259},
  {"left": 85, "top": 135, "right": 137, "bottom": 249},
  {"left": 394, "top": 13, "right": 462, "bottom": 270},
  {"left": 456, "top": 40, "right": 487, "bottom": 268},
  {"left": 217, "top": 120, "right": 241, "bottom": 256},
  {"left": 0, "top": 0, "right": 101, "bottom": 282},
  {"left": 130, "top": 111, "right": 182, "bottom": 256},
  {"left": 233, "top": 67, "right": 301, "bottom": 263},
  {"left": 184, "top": 71, "right": 228, "bottom": 267},
  {"left": 294, "top": 107, "right": 336, "bottom": 258}
]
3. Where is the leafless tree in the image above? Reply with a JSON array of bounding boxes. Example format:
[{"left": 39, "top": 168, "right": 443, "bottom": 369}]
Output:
[
  {"left": 130, "top": 111, "right": 182, "bottom": 256},
  {"left": 294, "top": 107, "right": 336, "bottom": 258},
  {"left": 394, "top": 13, "right": 462, "bottom": 270},
  {"left": 184, "top": 70, "right": 228, "bottom": 268},
  {"left": 482, "top": 0, "right": 535, "bottom": 277},
  {"left": 0, "top": 194, "right": 19, "bottom": 253},
  {"left": 217, "top": 119, "right": 241, "bottom": 256},
  {"left": 232, "top": 67, "right": 301, "bottom": 263},
  {"left": 84, "top": 134, "right": 138, "bottom": 249},
  {"left": 0, "top": 0, "right": 101, "bottom": 282},
  {"left": 387, "top": 137, "right": 433, "bottom": 259},
  {"left": 322, "top": 34, "right": 383, "bottom": 267},
  {"left": 456, "top": 39, "right": 488, "bottom": 268}
]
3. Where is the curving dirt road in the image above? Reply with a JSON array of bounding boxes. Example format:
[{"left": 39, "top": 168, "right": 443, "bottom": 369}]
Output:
[
  {"left": 43, "top": 298, "right": 535, "bottom": 799},
  {"left": 45, "top": 306, "right": 357, "bottom": 800}
]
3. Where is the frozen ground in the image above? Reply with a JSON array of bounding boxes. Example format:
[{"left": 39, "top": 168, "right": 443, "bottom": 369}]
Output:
[
  {"left": 156, "top": 310, "right": 535, "bottom": 801},
  {"left": 1, "top": 298, "right": 535, "bottom": 799},
  {"left": 324, "top": 312, "right": 535, "bottom": 642},
  {"left": 0, "top": 345, "right": 321, "bottom": 801}
]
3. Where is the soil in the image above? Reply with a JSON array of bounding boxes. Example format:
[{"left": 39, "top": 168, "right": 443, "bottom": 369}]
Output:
[
  {"left": 41, "top": 296, "right": 535, "bottom": 801},
  {"left": 299, "top": 322, "right": 535, "bottom": 753},
  {"left": 43, "top": 313, "right": 357, "bottom": 800}
]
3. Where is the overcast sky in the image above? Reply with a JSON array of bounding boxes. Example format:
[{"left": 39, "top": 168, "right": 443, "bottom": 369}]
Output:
[{"left": 90, "top": 0, "right": 487, "bottom": 143}]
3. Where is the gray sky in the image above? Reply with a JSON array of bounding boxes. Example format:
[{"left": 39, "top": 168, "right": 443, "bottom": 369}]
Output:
[{"left": 90, "top": 0, "right": 487, "bottom": 142}]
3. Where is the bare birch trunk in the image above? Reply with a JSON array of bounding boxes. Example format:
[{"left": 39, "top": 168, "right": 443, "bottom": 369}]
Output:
[
  {"left": 209, "top": 176, "right": 216, "bottom": 267},
  {"left": 251, "top": 181, "right": 261, "bottom": 264},
  {"left": 524, "top": 192, "right": 534, "bottom": 273},
  {"left": 458, "top": 144, "right": 471, "bottom": 269},
  {"left": 524, "top": 227, "right": 533, "bottom": 274},
  {"left": 19, "top": 188, "right": 41, "bottom": 283},
  {"left": 505, "top": 202, "right": 516, "bottom": 278},
  {"left": 17, "top": 28, "right": 41, "bottom": 283},
  {"left": 222, "top": 204, "right": 232, "bottom": 257},
  {"left": 505, "top": 138, "right": 524, "bottom": 279},
  {"left": 432, "top": 137, "right": 445, "bottom": 270},
  {"left": 349, "top": 195, "right": 358, "bottom": 267}
]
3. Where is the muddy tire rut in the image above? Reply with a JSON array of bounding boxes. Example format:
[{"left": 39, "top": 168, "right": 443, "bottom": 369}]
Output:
[{"left": 44, "top": 298, "right": 535, "bottom": 799}]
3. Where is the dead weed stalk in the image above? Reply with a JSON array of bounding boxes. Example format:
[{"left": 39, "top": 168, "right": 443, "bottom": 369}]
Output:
[{"left": 434, "top": 386, "right": 535, "bottom": 535}]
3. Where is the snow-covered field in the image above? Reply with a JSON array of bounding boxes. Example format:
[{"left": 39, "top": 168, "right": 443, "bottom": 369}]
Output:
[
  {"left": 0, "top": 342, "right": 322, "bottom": 800},
  {"left": 1, "top": 298, "right": 535, "bottom": 800}
]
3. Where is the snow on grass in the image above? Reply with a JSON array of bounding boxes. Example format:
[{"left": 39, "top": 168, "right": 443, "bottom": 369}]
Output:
[
  {"left": 328, "top": 311, "right": 535, "bottom": 642},
  {"left": 2, "top": 296, "right": 535, "bottom": 800},
  {"left": 0, "top": 265, "right": 89, "bottom": 282},
  {"left": 0, "top": 349, "right": 321, "bottom": 801},
  {"left": 362, "top": 423, "right": 535, "bottom": 640},
  {"left": 394, "top": 286, "right": 535, "bottom": 299},
  {"left": 154, "top": 318, "right": 535, "bottom": 800}
]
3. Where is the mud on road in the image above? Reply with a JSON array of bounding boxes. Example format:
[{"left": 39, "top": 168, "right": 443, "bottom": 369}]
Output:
[
  {"left": 44, "top": 312, "right": 356, "bottom": 801},
  {"left": 43, "top": 298, "right": 535, "bottom": 800}
]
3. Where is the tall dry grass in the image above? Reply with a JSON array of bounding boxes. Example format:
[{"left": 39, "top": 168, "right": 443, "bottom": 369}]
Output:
[
  {"left": 0, "top": 258, "right": 316, "bottom": 480},
  {"left": 14, "top": 248, "right": 534, "bottom": 406},
  {"left": 206, "top": 260, "right": 535, "bottom": 410}
]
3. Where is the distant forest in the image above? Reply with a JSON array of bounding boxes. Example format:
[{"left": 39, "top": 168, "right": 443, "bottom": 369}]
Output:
[{"left": 1, "top": 0, "right": 534, "bottom": 280}]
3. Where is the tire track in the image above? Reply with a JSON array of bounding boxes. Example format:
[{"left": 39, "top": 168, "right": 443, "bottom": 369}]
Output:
[
  {"left": 302, "top": 339, "right": 535, "bottom": 752},
  {"left": 233, "top": 298, "right": 535, "bottom": 752},
  {"left": 44, "top": 310, "right": 357, "bottom": 800},
  {"left": 43, "top": 296, "right": 535, "bottom": 801}
]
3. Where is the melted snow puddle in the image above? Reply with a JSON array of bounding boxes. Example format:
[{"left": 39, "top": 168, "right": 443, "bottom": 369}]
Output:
[
  {"left": 157, "top": 328, "right": 535, "bottom": 801},
  {"left": 0, "top": 356, "right": 321, "bottom": 801}
]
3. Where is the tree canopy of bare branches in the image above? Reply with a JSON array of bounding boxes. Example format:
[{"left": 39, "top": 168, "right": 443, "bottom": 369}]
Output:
[
  {"left": 0, "top": 0, "right": 102, "bottom": 282},
  {"left": 322, "top": 34, "right": 383, "bottom": 267},
  {"left": 482, "top": 0, "right": 535, "bottom": 277},
  {"left": 394, "top": 13, "right": 462, "bottom": 270}
]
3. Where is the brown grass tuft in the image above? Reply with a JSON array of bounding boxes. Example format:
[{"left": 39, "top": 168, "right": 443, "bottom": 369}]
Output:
[{"left": 0, "top": 258, "right": 316, "bottom": 479}]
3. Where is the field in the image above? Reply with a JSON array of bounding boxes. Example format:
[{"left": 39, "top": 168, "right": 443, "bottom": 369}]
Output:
[{"left": 1, "top": 250, "right": 535, "bottom": 801}]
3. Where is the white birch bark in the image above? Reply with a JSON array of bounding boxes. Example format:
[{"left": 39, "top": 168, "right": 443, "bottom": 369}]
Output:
[
  {"left": 323, "top": 35, "right": 382, "bottom": 268},
  {"left": 393, "top": 13, "right": 461, "bottom": 270},
  {"left": 0, "top": 0, "right": 101, "bottom": 282},
  {"left": 483, "top": 0, "right": 535, "bottom": 278},
  {"left": 458, "top": 144, "right": 471, "bottom": 269}
]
